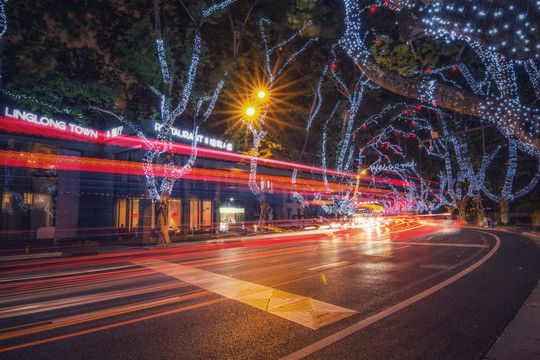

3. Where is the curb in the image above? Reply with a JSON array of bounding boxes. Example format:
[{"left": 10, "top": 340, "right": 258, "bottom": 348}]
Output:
[
  {"left": 523, "top": 231, "right": 540, "bottom": 239},
  {"left": 521, "top": 232, "right": 540, "bottom": 247},
  {"left": 0, "top": 252, "right": 62, "bottom": 262}
]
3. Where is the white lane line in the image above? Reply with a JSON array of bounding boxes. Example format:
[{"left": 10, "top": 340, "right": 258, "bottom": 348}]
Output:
[
  {"left": 309, "top": 261, "right": 348, "bottom": 271},
  {"left": 280, "top": 231, "right": 500, "bottom": 360},
  {"left": 396, "top": 242, "right": 490, "bottom": 248}
]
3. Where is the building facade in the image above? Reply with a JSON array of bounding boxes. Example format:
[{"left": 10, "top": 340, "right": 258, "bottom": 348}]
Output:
[{"left": 0, "top": 105, "right": 308, "bottom": 248}]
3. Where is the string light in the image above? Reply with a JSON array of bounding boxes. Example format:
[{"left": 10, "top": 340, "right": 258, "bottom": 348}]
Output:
[
  {"left": 482, "top": 138, "right": 540, "bottom": 203},
  {"left": 341, "top": 0, "right": 540, "bottom": 159},
  {"left": 129, "top": 4, "right": 232, "bottom": 203},
  {"left": 202, "top": 0, "right": 238, "bottom": 18},
  {"left": 524, "top": 60, "right": 540, "bottom": 99},
  {"left": 306, "top": 66, "right": 327, "bottom": 131}
]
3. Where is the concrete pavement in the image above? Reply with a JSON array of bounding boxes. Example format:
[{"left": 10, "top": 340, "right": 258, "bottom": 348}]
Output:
[
  {"left": 485, "top": 280, "right": 540, "bottom": 359},
  {"left": 484, "top": 228, "right": 540, "bottom": 360}
]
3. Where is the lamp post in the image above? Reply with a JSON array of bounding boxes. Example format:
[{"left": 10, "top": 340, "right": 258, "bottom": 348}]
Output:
[
  {"left": 353, "top": 168, "right": 368, "bottom": 200},
  {"left": 243, "top": 106, "right": 256, "bottom": 150},
  {"left": 242, "top": 88, "right": 269, "bottom": 151}
]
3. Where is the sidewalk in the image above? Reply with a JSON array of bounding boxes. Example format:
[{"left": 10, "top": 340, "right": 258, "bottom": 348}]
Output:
[
  {"left": 485, "top": 229, "right": 540, "bottom": 359},
  {"left": 485, "top": 280, "right": 540, "bottom": 359},
  {"left": 0, "top": 251, "right": 62, "bottom": 262}
]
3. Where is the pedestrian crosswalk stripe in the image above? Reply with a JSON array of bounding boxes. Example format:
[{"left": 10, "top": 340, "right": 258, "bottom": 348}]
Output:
[{"left": 132, "top": 259, "right": 356, "bottom": 329}]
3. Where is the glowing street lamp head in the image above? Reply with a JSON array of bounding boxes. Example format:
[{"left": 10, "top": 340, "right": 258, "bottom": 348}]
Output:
[
  {"left": 245, "top": 106, "right": 256, "bottom": 117},
  {"left": 257, "top": 90, "right": 267, "bottom": 99}
]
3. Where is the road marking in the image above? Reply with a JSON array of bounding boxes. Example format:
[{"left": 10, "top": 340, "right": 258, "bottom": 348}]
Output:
[
  {"left": 419, "top": 264, "right": 450, "bottom": 270},
  {"left": 132, "top": 259, "right": 356, "bottom": 330},
  {"left": 396, "top": 241, "right": 489, "bottom": 248},
  {"left": 280, "top": 231, "right": 500, "bottom": 359},
  {"left": 309, "top": 261, "right": 348, "bottom": 271}
]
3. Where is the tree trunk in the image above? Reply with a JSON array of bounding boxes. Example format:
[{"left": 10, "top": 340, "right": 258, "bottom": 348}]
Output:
[
  {"left": 455, "top": 198, "right": 468, "bottom": 223},
  {"left": 500, "top": 198, "right": 510, "bottom": 224},
  {"left": 474, "top": 198, "right": 485, "bottom": 226},
  {"left": 444, "top": 205, "right": 454, "bottom": 220},
  {"left": 155, "top": 195, "right": 171, "bottom": 245},
  {"left": 257, "top": 199, "right": 271, "bottom": 231},
  {"left": 340, "top": 1, "right": 539, "bottom": 154},
  {"left": 342, "top": 53, "right": 539, "bottom": 154}
]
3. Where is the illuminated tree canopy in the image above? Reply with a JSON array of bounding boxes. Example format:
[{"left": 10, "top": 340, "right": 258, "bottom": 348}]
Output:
[
  {"left": 341, "top": 0, "right": 540, "bottom": 156},
  {"left": 1, "top": 0, "right": 539, "bottom": 218}
]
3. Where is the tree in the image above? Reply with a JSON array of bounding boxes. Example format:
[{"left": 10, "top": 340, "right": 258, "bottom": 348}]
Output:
[
  {"left": 96, "top": 0, "right": 234, "bottom": 244},
  {"left": 2, "top": 0, "right": 239, "bottom": 244},
  {"left": 242, "top": 18, "right": 317, "bottom": 229},
  {"left": 340, "top": 0, "right": 540, "bottom": 157},
  {"left": 482, "top": 139, "right": 540, "bottom": 224}
]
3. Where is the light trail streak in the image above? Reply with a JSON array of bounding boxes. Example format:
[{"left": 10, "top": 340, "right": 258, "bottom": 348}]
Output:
[
  {"left": 0, "top": 218, "right": 464, "bottom": 278},
  {"left": 0, "top": 297, "right": 225, "bottom": 353},
  {"left": 0, "top": 267, "right": 152, "bottom": 295},
  {"left": 0, "top": 115, "right": 433, "bottom": 188},
  {"left": 0, "top": 281, "right": 195, "bottom": 319},
  {"left": 0, "top": 150, "right": 412, "bottom": 204},
  {"left": 0, "top": 291, "right": 211, "bottom": 341},
  {"left": 308, "top": 261, "right": 349, "bottom": 271},
  {"left": 0, "top": 218, "right": 466, "bottom": 352},
  {"left": 0, "top": 264, "right": 135, "bottom": 283}
]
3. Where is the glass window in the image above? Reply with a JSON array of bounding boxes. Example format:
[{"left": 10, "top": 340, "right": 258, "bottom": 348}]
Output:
[{"left": 1, "top": 192, "right": 11, "bottom": 212}]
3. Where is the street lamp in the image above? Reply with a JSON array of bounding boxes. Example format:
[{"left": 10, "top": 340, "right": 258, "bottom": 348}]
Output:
[
  {"left": 257, "top": 90, "right": 267, "bottom": 99},
  {"left": 245, "top": 106, "right": 256, "bottom": 117}
]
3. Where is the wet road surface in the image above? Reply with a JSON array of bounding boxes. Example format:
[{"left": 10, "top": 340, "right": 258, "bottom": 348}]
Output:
[{"left": 0, "top": 219, "right": 538, "bottom": 359}]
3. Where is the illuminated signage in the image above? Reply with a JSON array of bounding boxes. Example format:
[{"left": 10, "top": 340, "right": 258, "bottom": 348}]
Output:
[
  {"left": 154, "top": 123, "right": 233, "bottom": 151},
  {"left": 106, "top": 126, "right": 123, "bottom": 138},
  {"left": 219, "top": 207, "right": 244, "bottom": 214},
  {"left": 3, "top": 106, "right": 234, "bottom": 152},
  {"left": 370, "top": 161, "right": 416, "bottom": 172},
  {"left": 4, "top": 106, "right": 99, "bottom": 139}
]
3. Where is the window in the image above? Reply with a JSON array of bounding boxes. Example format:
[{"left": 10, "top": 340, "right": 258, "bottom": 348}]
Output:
[{"left": 1, "top": 192, "right": 11, "bottom": 213}]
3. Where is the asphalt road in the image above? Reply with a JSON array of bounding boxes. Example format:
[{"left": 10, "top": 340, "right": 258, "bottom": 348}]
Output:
[{"left": 0, "top": 220, "right": 538, "bottom": 359}]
